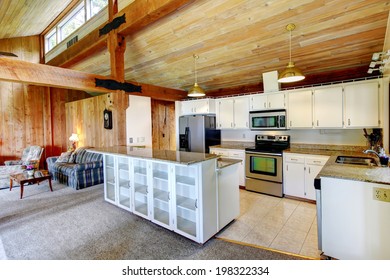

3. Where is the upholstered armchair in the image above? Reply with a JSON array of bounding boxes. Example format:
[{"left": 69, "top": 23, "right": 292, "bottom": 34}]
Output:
[{"left": 4, "top": 145, "right": 44, "bottom": 169}]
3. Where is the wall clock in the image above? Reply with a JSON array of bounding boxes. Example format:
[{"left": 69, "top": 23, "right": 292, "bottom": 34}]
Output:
[{"left": 103, "top": 109, "right": 112, "bottom": 129}]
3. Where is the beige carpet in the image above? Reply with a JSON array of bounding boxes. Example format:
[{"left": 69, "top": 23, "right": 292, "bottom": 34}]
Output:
[{"left": 0, "top": 182, "right": 305, "bottom": 260}]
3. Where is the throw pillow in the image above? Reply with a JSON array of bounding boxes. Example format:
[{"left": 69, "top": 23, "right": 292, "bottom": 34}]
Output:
[{"left": 56, "top": 152, "right": 73, "bottom": 163}]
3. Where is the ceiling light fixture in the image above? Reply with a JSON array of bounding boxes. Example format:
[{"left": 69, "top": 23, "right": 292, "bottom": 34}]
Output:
[
  {"left": 187, "top": 54, "right": 206, "bottom": 97},
  {"left": 278, "top": 23, "right": 305, "bottom": 83},
  {"left": 368, "top": 50, "right": 390, "bottom": 74}
]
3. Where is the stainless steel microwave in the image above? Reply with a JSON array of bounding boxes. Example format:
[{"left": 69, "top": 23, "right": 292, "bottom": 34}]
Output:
[{"left": 249, "top": 109, "right": 287, "bottom": 130}]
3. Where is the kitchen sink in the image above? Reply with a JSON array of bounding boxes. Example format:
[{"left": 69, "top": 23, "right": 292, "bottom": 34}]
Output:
[{"left": 335, "top": 156, "right": 377, "bottom": 166}]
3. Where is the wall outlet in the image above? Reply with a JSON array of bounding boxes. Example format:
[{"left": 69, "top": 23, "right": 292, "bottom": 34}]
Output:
[
  {"left": 129, "top": 137, "right": 133, "bottom": 143},
  {"left": 373, "top": 187, "right": 390, "bottom": 202}
]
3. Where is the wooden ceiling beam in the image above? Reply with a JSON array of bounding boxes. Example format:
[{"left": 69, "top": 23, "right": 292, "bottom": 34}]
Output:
[
  {"left": 0, "top": 57, "right": 187, "bottom": 101},
  {"left": 46, "top": 0, "right": 195, "bottom": 68}
]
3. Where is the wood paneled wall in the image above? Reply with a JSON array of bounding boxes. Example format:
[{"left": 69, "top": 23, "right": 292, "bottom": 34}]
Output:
[
  {"left": 65, "top": 92, "right": 129, "bottom": 148},
  {"left": 0, "top": 36, "right": 91, "bottom": 167},
  {"left": 151, "top": 100, "right": 176, "bottom": 150}
]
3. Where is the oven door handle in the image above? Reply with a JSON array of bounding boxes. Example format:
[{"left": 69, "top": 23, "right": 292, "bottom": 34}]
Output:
[{"left": 245, "top": 152, "right": 282, "bottom": 157}]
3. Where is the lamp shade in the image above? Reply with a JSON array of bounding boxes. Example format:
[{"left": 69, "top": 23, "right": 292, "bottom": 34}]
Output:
[
  {"left": 69, "top": 133, "right": 79, "bottom": 142},
  {"left": 187, "top": 82, "right": 206, "bottom": 97},
  {"left": 278, "top": 61, "right": 305, "bottom": 83}
]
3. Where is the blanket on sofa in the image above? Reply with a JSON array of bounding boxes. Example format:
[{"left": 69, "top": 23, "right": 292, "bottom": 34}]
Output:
[{"left": 0, "top": 165, "right": 23, "bottom": 189}]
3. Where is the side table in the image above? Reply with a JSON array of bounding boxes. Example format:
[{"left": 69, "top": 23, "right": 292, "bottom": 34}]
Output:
[{"left": 10, "top": 170, "right": 53, "bottom": 199}]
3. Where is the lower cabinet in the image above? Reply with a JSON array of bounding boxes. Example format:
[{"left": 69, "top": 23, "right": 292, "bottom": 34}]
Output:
[
  {"left": 103, "top": 154, "right": 220, "bottom": 244},
  {"left": 283, "top": 153, "right": 329, "bottom": 200},
  {"left": 209, "top": 147, "right": 245, "bottom": 187}
]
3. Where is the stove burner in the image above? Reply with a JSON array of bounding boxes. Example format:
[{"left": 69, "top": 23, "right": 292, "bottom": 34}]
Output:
[{"left": 245, "top": 134, "right": 290, "bottom": 154}]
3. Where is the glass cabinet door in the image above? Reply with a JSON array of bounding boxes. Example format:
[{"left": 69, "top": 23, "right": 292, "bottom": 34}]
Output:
[
  {"left": 151, "top": 162, "right": 170, "bottom": 229},
  {"left": 104, "top": 154, "right": 116, "bottom": 203},
  {"left": 174, "top": 165, "right": 198, "bottom": 241},
  {"left": 117, "top": 156, "right": 131, "bottom": 210},
  {"left": 132, "top": 159, "right": 149, "bottom": 219}
]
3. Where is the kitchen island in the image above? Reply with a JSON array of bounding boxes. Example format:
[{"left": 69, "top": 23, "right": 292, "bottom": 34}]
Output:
[
  {"left": 89, "top": 146, "right": 241, "bottom": 244},
  {"left": 315, "top": 154, "right": 390, "bottom": 259}
]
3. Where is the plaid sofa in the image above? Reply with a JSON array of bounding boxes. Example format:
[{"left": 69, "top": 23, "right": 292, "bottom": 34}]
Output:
[{"left": 46, "top": 147, "right": 103, "bottom": 190}]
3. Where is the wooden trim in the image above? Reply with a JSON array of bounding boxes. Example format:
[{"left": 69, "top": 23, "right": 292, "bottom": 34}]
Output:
[
  {"left": 0, "top": 57, "right": 187, "bottom": 101},
  {"left": 46, "top": 0, "right": 195, "bottom": 68}
]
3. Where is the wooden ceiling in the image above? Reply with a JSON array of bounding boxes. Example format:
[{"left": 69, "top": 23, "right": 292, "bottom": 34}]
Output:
[{"left": 1, "top": 0, "right": 390, "bottom": 97}]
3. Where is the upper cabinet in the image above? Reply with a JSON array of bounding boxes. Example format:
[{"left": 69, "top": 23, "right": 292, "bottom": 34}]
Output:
[
  {"left": 313, "top": 85, "right": 343, "bottom": 128},
  {"left": 344, "top": 80, "right": 380, "bottom": 128},
  {"left": 216, "top": 96, "right": 250, "bottom": 129},
  {"left": 287, "top": 89, "right": 313, "bottom": 128},
  {"left": 250, "top": 92, "right": 286, "bottom": 111},
  {"left": 180, "top": 98, "right": 216, "bottom": 116}
]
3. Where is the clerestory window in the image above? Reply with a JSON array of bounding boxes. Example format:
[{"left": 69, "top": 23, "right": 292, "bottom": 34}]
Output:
[{"left": 44, "top": 0, "right": 108, "bottom": 53}]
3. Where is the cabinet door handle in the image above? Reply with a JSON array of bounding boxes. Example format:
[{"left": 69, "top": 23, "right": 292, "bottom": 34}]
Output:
[
  {"left": 348, "top": 119, "right": 351, "bottom": 126},
  {"left": 269, "top": 102, "right": 271, "bottom": 108},
  {"left": 195, "top": 199, "right": 198, "bottom": 209},
  {"left": 308, "top": 167, "right": 311, "bottom": 174},
  {"left": 168, "top": 192, "right": 170, "bottom": 200},
  {"left": 317, "top": 120, "right": 319, "bottom": 126},
  {"left": 264, "top": 102, "right": 267, "bottom": 108},
  {"left": 290, "top": 121, "right": 292, "bottom": 127}
]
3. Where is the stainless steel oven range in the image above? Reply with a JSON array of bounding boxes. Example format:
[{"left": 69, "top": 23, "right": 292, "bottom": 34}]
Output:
[{"left": 245, "top": 135, "right": 290, "bottom": 197}]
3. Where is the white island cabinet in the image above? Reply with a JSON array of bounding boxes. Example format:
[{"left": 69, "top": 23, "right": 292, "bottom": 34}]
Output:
[
  {"left": 321, "top": 177, "right": 390, "bottom": 259},
  {"left": 97, "top": 146, "right": 240, "bottom": 244}
]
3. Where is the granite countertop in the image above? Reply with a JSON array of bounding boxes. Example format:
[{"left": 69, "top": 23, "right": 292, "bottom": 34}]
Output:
[
  {"left": 210, "top": 141, "right": 254, "bottom": 150},
  {"left": 216, "top": 158, "right": 242, "bottom": 169},
  {"left": 89, "top": 146, "right": 219, "bottom": 165},
  {"left": 318, "top": 155, "right": 390, "bottom": 185},
  {"left": 285, "top": 143, "right": 390, "bottom": 185}
]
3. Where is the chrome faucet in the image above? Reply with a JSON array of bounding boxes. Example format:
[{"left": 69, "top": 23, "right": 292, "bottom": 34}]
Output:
[{"left": 363, "top": 149, "right": 380, "bottom": 158}]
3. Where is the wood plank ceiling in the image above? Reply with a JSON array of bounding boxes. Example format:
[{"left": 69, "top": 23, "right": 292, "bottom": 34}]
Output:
[{"left": 1, "top": 0, "right": 390, "bottom": 97}]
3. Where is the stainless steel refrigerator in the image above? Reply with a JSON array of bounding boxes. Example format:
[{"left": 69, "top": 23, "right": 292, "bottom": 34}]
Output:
[{"left": 179, "top": 115, "right": 221, "bottom": 153}]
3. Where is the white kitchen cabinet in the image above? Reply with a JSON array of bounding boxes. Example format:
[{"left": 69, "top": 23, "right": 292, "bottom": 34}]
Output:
[
  {"left": 132, "top": 158, "right": 151, "bottom": 219},
  {"left": 173, "top": 159, "right": 218, "bottom": 243},
  {"left": 313, "top": 85, "right": 343, "bottom": 128},
  {"left": 216, "top": 96, "right": 249, "bottom": 129},
  {"left": 180, "top": 98, "right": 216, "bottom": 116},
  {"left": 344, "top": 80, "right": 380, "bottom": 128},
  {"left": 216, "top": 161, "right": 239, "bottom": 230},
  {"left": 216, "top": 98, "right": 234, "bottom": 129},
  {"left": 283, "top": 153, "right": 329, "bottom": 200},
  {"left": 98, "top": 149, "right": 240, "bottom": 244},
  {"left": 283, "top": 154, "right": 305, "bottom": 198},
  {"left": 103, "top": 155, "right": 133, "bottom": 211},
  {"left": 209, "top": 147, "right": 245, "bottom": 187},
  {"left": 151, "top": 161, "right": 171, "bottom": 229},
  {"left": 250, "top": 92, "right": 286, "bottom": 110},
  {"left": 117, "top": 156, "right": 132, "bottom": 211},
  {"left": 287, "top": 89, "right": 313, "bottom": 128},
  {"left": 103, "top": 154, "right": 116, "bottom": 204},
  {"left": 321, "top": 177, "right": 390, "bottom": 259}
]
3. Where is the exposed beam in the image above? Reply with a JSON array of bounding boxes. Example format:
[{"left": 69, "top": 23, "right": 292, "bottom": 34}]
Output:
[
  {"left": 0, "top": 57, "right": 187, "bottom": 101},
  {"left": 46, "top": 0, "right": 194, "bottom": 68}
]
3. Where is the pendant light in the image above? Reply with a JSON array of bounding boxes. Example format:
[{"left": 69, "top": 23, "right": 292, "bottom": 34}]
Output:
[
  {"left": 278, "top": 23, "right": 305, "bottom": 83},
  {"left": 187, "top": 54, "right": 206, "bottom": 97}
]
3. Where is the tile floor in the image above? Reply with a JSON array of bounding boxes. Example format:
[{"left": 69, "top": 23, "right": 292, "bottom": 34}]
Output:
[{"left": 216, "top": 189, "right": 321, "bottom": 259}]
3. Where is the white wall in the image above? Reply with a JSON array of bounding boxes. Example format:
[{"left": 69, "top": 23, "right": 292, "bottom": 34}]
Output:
[
  {"left": 126, "top": 95, "right": 152, "bottom": 147},
  {"left": 221, "top": 128, "right": 369, "bottom": 146}
]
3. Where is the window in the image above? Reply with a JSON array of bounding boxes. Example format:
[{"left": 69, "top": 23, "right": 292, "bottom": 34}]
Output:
[
  {"left": 44, "top": 0, "right": 108, "bottom": 53},
  {"left": 90, "top": 0, "right": 108, "bottom": 18},
  {"left": 46, "top": 30, "right": 57, "bottom": 52},
  {"left": 60, "top": 5, "right": 85, "bottom": 41}
]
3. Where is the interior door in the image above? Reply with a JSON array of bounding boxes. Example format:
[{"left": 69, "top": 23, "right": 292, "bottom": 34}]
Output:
[{"left": 151, "top": 100, "right": 176, "bottom": 150}]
